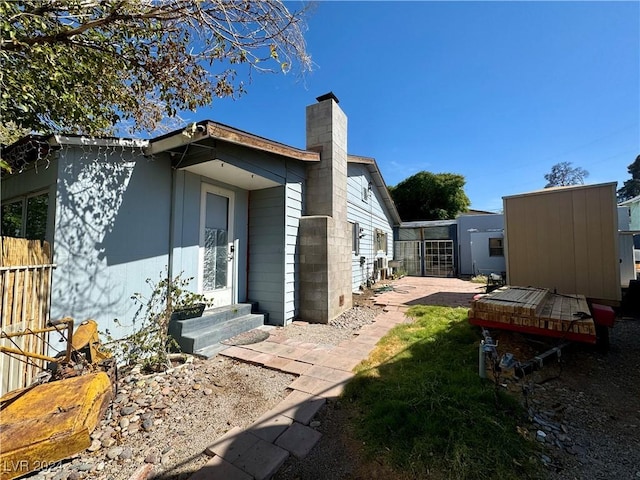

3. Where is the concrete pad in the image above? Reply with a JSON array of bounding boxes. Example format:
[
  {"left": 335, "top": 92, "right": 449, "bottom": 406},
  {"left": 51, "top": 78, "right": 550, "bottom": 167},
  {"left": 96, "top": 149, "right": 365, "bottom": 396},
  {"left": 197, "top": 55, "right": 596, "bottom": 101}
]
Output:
[
  {"left": 273, "top": 390, "right": 326, "bottom": 425},
  {"left": 204, "top": 427, "right": 260, "bottom": 462},
  {"left": 298, "top": 342, "right": 318, "bottom": 350},
  {"left": 319, "top": 355, "right": 362, "bottom": 372},
  {"left": 232, "top": 437, "right": 289, "bottom": 480},
  {"left": 304, "top": 364, "right": 354, "bottom": 384},
  {"left": 189, "top": 455, "right": 252, "bottom": 480},
  {"left": 249, "top": 412, "right": 293, "bottom": 442},
  {"left": 275, "top": 422, "right": 322, "bottom": 459}
]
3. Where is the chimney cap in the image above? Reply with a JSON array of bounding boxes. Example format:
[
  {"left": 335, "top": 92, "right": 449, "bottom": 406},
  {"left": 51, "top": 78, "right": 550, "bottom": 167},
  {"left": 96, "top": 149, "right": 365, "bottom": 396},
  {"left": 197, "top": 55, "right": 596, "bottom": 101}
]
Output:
[{"left": 316, "top": 92, "right": 339, "bottom": 104}]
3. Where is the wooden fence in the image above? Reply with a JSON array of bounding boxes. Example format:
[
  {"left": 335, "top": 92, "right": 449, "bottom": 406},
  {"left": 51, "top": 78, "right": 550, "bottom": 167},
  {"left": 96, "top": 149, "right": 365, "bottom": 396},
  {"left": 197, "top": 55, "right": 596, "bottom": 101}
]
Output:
[{"left": 1, "top": 236, "right": 55, "bottom": 396}]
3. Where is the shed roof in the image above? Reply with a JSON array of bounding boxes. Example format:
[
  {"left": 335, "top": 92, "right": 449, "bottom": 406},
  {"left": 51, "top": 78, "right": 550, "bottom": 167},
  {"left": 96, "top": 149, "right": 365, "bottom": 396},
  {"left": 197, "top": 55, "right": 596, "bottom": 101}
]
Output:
[{"left": 502, "top": 182, "right": 617, "bottom": 200}]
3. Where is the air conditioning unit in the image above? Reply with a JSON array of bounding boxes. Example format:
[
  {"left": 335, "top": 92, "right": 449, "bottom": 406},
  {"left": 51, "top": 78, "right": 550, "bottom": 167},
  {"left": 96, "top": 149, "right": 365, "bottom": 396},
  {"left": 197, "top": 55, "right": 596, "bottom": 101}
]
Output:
[
  {"left": 376, "top": 257, "right": 388, "bottom": 269},
  {"left": 375, "top": 257, "right": 389, "bottom": 280}
]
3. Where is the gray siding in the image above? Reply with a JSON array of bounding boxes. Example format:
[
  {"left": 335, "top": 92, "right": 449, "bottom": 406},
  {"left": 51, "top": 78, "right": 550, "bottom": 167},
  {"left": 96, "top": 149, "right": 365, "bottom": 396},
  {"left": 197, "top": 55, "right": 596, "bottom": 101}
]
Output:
[
  {"left": 284, "top": 164, "right": 305, "bottom": 323},
  {"left": 347, "top": 163, "right": 394, "bottom": 291},
  {"left": 248, "top": 186, "right": 285, "bottom": 324},
  {"left": 51, "top": 146, "right": 172, "bottom": 340}
]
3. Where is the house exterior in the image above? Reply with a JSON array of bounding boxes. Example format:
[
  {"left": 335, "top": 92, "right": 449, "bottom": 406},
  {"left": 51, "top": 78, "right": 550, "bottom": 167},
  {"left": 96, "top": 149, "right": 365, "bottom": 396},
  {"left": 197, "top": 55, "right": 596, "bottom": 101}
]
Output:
[
  {"left": 619, "top": 194, "right": 640, "bottom": 230},
  {"left": 347, "top": 156, "right": 401, "bottom": 289},
  {"left": 456, "top": 213, "right": 505, "bottom": 277},
  {"left": 392, "top": 213, "right": 504, "bottom": 279},
  {"left": 1, "top": 94, "right": 400, "bottom": 342},
  {"left": 618, "top": 195, "right": 640, "bottom": 281},
  {"left": 393, "top": 220, "right": 458, "bottom": 277}
]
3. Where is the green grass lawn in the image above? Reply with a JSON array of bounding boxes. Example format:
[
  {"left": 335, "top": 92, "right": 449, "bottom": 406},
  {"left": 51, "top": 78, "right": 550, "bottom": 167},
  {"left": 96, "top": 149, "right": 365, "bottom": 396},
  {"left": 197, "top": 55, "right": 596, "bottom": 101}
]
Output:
[{"left": 344, "top": 305, "right": 542, "bottom": 480}]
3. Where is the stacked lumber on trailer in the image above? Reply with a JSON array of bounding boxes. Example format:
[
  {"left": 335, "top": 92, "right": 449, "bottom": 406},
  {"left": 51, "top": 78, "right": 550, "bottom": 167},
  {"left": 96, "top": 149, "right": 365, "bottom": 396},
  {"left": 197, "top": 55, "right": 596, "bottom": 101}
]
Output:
[{"left": 469, "top": 286, "right": 596, "bottom": 338}]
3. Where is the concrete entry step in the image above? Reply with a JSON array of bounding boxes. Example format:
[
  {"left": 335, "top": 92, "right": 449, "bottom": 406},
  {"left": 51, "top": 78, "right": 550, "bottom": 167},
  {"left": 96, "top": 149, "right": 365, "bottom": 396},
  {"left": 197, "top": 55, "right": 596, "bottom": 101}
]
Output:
[{"left": 169, "top": 303, "right": 265, "bottom": 354}]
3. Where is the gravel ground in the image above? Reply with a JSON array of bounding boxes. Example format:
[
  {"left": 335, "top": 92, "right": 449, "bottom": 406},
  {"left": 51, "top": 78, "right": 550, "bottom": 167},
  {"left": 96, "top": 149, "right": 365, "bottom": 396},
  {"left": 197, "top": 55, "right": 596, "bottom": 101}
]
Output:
[
  {"left": 22, "top": 296, "right": 382, "bottom": 480},
  {"left": 20, "top": 288, "right": 640, "bottom": 480}
]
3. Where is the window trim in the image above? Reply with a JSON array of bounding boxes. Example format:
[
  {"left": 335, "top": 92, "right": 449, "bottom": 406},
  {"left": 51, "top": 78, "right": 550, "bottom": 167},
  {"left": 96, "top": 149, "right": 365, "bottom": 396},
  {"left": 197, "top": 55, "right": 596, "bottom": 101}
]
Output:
[
  {"left": 351, "top": 222, "right": 360, "bottom": 255},
  {"left": 1, "top": 189, "right": 50, "bottom": 240}
]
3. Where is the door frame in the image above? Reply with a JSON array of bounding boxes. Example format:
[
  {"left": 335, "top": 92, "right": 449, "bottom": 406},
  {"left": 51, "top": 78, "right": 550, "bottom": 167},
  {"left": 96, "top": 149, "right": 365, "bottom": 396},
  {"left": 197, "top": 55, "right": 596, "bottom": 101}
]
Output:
[{"left": 198, "top": 183, "right": 236, "bottom": 306}]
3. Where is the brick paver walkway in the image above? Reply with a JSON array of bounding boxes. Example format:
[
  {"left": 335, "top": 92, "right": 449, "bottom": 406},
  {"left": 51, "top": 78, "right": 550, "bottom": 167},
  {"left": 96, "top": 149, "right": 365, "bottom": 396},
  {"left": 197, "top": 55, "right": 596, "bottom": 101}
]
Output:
[{"left": 188, "top": 277, "right": 481, "bottom": 480}]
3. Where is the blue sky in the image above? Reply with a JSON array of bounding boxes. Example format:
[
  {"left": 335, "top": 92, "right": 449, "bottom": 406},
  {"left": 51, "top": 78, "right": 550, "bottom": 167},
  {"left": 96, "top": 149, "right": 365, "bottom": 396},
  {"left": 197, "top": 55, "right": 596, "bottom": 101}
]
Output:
[{"left": 184, "top": 1, "right": 639, "bottom": 212}]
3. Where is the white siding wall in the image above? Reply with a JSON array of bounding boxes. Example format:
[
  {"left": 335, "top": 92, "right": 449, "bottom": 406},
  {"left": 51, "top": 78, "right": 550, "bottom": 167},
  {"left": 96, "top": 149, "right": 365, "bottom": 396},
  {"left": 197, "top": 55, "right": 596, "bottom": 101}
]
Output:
[
  {"left": 457, "top": 214, "right": 504, "bottom": 276},
  {"left": 347, "top": 164, "right": 394, "bottom": 291}
]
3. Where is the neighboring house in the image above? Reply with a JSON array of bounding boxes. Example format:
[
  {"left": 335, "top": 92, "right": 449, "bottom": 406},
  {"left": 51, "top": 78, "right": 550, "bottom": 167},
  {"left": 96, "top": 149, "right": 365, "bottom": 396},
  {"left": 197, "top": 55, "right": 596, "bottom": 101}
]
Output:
[
  {"left": 618, "top": 195, "right": 640, "bottom": 281},
  {"left": 393, "top": 213, "right": 504, "bottom": 278},
  {"left": 394, "top": 220, "right": 458, "bottom": 277},
  {"left": 457, "top": 213, "right": 505, "bottom": 277},
  {"left": 619, "top": 194, "right": 640, "bottom": 230},
  {"left": 1, "top": 93, "right": 400, "bottom": 346}
]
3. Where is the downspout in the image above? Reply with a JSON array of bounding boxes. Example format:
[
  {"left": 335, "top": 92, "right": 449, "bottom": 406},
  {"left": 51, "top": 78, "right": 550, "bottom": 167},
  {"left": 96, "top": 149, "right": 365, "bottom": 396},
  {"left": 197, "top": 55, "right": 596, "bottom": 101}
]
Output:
[{"left": 167, "top": 160, "right": 176, "bottom": 310}]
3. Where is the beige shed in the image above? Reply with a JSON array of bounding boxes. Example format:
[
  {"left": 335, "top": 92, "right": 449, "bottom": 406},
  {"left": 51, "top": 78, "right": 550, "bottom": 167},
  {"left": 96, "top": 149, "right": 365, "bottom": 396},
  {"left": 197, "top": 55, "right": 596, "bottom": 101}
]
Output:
[{"left": 503, "top": 182, "right": 620, "bottom": 304}]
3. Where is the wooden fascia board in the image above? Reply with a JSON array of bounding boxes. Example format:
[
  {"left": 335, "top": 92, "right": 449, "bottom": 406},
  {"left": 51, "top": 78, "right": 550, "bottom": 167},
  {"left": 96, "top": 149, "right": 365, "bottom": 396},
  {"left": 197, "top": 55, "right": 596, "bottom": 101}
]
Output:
[
  {"left": 148, "top": 121, "right": 320, "bottom": 162},
  {"left": 206, "top": 123, "right": 319, "bottom": 162}
]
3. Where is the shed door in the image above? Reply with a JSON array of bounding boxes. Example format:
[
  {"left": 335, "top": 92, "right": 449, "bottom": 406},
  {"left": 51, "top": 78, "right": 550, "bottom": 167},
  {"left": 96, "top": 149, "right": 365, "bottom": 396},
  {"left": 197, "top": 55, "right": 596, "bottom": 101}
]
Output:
[{"left": 199, "top": 185, "right": 235, "bottom": 306}]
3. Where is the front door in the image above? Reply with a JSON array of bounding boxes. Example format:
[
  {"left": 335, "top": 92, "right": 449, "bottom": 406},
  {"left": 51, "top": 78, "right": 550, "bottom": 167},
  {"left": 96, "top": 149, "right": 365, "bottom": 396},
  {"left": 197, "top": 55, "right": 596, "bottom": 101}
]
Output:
[{"left": 199, "top": 184, "right": 235, "bottom": 307}]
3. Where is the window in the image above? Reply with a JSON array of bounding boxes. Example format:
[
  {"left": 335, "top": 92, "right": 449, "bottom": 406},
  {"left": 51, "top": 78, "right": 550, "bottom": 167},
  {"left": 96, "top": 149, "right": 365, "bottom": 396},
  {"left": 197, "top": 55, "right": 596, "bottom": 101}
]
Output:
[
  {"left": 1, "top": 191, "right": 49, "bottom": 240},
  {"left": 351, "top": 222, "right": 360, "bottom": 255},
  {"left": 375, "top": 229, "right": 388, "bottom": 254},
  {"left": 489, "top": 237, "right": 504, "bottom": 257}
]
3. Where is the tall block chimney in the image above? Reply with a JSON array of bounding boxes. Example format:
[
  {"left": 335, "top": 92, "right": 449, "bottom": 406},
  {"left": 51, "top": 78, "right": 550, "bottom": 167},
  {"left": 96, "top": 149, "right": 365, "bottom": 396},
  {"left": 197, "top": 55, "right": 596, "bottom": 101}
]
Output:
[{"left": 299, "top": 93, "right": 353, "bottom": 323}]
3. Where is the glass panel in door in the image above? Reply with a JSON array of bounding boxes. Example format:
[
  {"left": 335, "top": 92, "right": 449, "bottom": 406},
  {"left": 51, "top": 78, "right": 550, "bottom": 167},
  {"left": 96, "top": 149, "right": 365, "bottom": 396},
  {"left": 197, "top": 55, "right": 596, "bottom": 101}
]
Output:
[{"left": 200, "top": 186, "right": 234, "bottom": 306}]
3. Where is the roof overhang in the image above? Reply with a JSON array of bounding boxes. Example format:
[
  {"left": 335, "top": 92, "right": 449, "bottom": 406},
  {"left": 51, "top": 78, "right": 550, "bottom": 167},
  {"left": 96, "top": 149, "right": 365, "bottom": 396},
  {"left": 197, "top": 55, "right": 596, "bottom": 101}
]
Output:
[
  {"left": 348, "top": 154, "right": 402, "bottom": 226},
  {"left": 148, "top": 121, "right": 320, "bottom": 162}
]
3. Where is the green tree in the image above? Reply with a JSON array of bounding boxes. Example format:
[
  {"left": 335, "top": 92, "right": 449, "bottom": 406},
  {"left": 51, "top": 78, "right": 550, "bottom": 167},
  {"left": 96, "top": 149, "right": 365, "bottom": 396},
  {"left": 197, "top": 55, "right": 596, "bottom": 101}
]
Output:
[
  {"left": 389, "top": 172, "right": 470, "bottom": 221},
  {"left": 0, "top": 0, "right": 312, "bottom": 136},
  {"left": 544, "top": 161, "right": 589, "bottom": 187},
  {"left": 617, "top": 155, "right": 640, "bottom": 202}
]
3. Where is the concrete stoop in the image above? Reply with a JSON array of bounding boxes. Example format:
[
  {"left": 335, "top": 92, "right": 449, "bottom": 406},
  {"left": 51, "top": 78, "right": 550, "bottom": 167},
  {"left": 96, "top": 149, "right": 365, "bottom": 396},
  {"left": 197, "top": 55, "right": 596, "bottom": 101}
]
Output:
[{"left": 168, "top": 303, "right": 265, "bottom": 358}]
